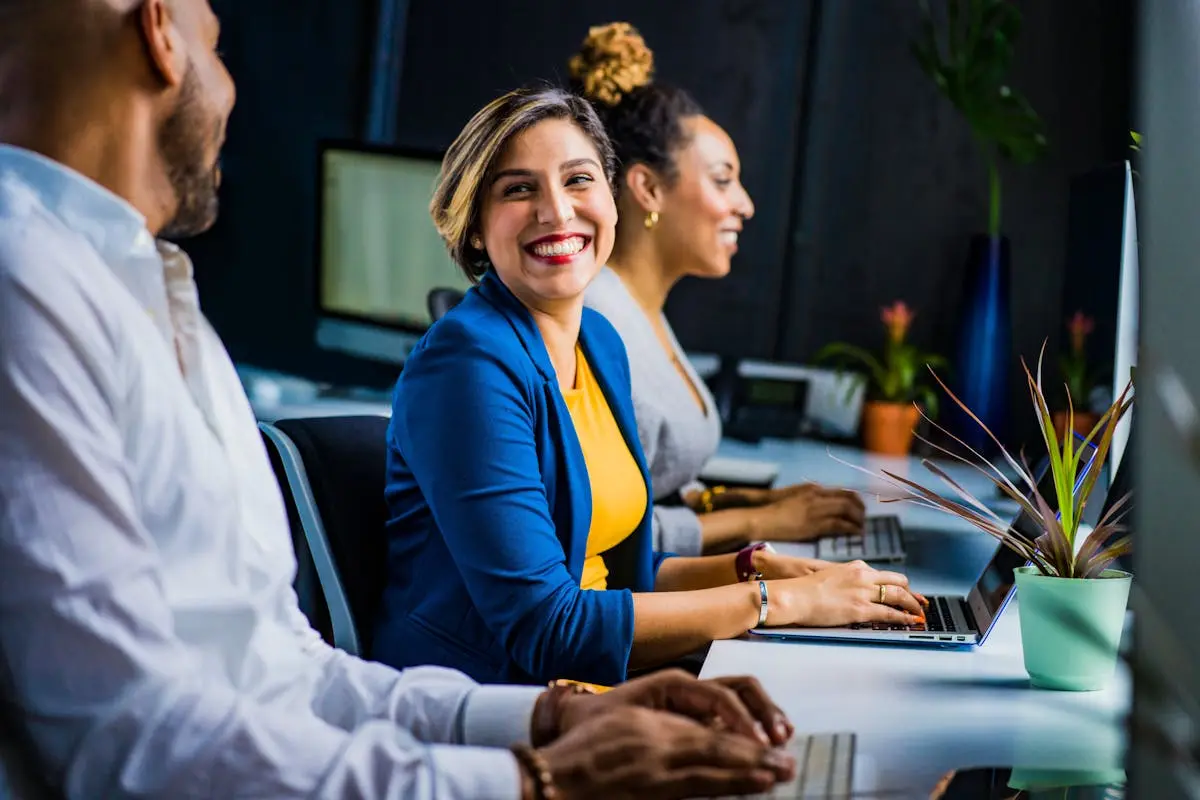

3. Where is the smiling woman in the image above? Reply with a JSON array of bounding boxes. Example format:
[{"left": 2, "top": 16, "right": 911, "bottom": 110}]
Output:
[
  {"left": 375, "top": 86, "right": 926, "bottom": 687},
  {"left": 476, "top": 118, "right": 616, "bottom": 324},
  {"left": 575, "top": 22, "right": 869, "bottom": 558}
]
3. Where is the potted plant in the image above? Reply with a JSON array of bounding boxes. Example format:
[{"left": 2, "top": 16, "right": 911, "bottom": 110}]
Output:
[
  {"left": 870, "top": 351, "right": 1133, "bottom": 691},
  {"left": 815, "top": 301, "right": 947, "bottom": 456},
  {"left": 1054, "top": 311, "right": 1106, "bottom": 438},
  {"left": 911, "top": 0, "right": 1047, "bottom": 453}
]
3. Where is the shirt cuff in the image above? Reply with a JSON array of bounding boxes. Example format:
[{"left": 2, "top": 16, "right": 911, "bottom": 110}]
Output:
[
  {"left": 653, "top": 504, "right": 705, "bottom": 556},
  {"left": 460, "top": 685, "right": 542, "bottom": 748},
  {"left": 428, "top": 744, "right": 524, "bottom": 800}
]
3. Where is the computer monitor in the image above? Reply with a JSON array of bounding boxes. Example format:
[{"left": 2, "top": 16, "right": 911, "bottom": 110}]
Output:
[
  {"left": 1110, "top": 161, "right": 1139, "bottom": 475},
  {"left": 314, "top": 140, "right": 473, "bottom": 365},
  {"left": 1060, "top": 160, "right": 1139, "bottom": 482}
]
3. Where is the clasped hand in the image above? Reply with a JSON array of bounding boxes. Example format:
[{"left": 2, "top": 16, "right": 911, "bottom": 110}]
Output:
[{"left": 535, "top": 669, "right": 796, "bottom": 798}]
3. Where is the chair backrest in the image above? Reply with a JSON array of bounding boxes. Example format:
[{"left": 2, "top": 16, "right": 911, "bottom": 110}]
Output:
[
  {"left": 426, "top": 287, "right": 465, "bottom": 323},
  {"left": 260, "top": 424, "right": 339, "bottom": 648},
  {"left": 0, "top": 697, "right": 57, "bottom": 799},
  {"left": 260, "top": 415, "right": 391, "bottom": 657}
]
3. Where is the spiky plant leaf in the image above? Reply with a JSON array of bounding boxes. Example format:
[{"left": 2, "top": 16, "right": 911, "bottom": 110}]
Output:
[{"left": 858, "top": 342, "right": 1135, "bottom": 580}]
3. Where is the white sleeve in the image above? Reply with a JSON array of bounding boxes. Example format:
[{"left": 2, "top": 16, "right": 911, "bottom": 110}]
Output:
[
  {"left": 0, "top": 267, "right": 524, "bottom": 800},
  {"left": 289, "top": 602, "right": 542, "bottom": 748}
]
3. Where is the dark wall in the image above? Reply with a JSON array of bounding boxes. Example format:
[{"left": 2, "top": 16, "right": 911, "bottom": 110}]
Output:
[
  {"left": 778, "top": 0, "right": 1132, "bottom": 448},
  {"left": 188, "top": 0, "right": 402, "bottom": 388},
  {"left": 393, "top": 0, "right": 819, "bottom": 359},
  {"left": 192, "top": 0, "right": 1133, "bottom": 439}
]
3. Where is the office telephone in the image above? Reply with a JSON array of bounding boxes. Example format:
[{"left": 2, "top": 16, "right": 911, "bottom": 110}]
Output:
[{"left": 706, "top": 359, "right": 810, "bottom": 443}]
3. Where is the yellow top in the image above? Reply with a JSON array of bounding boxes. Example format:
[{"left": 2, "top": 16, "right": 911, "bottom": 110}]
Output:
[{"left": 562, "top": 346, "right": 647, "bottom": 591}]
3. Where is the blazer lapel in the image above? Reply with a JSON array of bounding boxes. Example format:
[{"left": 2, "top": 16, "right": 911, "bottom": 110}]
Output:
[
  {"left": 476, "top": 271, "right": 591, "bottom": 575},
  {"left": 476, "top": 271, "right": 556, "bottom": 383}
]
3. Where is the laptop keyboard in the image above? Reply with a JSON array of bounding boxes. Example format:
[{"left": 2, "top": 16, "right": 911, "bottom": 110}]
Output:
[
  {"left": 848, "top": 596, "right": 957, "bottom": 632},
  {"left": 816, "top": 515, "right": 904, "bottom": 562},
  {"left": 717, "top": 732, "right": 855, "bottom": 799}
]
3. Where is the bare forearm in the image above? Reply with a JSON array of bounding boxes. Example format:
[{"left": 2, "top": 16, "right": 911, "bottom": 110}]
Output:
[
  {"left": 630, "top": 583, "right": 761, "bottom": 669},
  {"left": 654, "top": 554, "right": 740, "bottom": 592},
  {"left": 698, "top": 507, "right": 758, "bottom": 553}
]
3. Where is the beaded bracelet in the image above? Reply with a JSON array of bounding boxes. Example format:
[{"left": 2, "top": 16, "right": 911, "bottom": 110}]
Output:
[
  {"left": 530, "top": 679, "right": 599, "bottom": 747},
  {"left": 511, "top": 743, "right": 560, "bottom": 800},
  {"left": 699, "top": 484, "right": 727, "bottom": 514}
]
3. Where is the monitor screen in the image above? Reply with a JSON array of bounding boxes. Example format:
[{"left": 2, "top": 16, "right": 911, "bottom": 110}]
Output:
[
  {"left": 318, "top": 144, "right": 473, "bottom": 337},
  {"left": 1060, "top": 160, "right": 1138, "bottom": 486},
  {"left": 1110, "top": 161, "right": 1139, "bottom": 477}
]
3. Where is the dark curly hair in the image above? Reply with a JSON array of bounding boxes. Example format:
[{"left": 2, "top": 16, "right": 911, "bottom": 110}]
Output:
[{"left": 568, "top": 22, "right": 704, "bottom": 188}]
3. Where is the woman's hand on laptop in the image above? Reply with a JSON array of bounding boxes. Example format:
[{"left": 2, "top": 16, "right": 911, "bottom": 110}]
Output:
[
  {"left": 749, "top": 486, "right": 866, "bottom": 542},
  {"left": 766, "top": 561, "right": 927, "bottom": 627}
]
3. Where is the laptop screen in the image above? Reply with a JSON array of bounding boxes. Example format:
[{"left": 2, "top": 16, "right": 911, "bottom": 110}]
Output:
[{"left": 968, "top": 436, "right": 1100, "bottom": 628}]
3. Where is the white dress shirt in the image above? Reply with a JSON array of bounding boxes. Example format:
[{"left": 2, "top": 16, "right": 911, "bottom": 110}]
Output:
[{"left": 0, "top": 144, "right": 540, "bottom": 799}]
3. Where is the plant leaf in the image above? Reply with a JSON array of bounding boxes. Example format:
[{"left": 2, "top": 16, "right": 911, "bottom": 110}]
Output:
[
  {"left": 1081, "top": 535, "right": 1133, "bottom": 579},
  {"left": 914, "top": 385, "right": 940, "bottom": 420},
  {"left": 1072, "top": 382, "right": 1135, "bottom": 529},
  {"left": 813, "top": 343, "right": 889, "bottom": 394},
  {"left": 1030, "top": 479, "right": 1072, "bottom": 576},
  {"left": 876, "top": 467, "right": 1051, "bottom": 572},
  {"left": 1025, "top": 351, "right": 1073, "bottom": 540},
  {"left": 1075, "top": 520, "right": 1129, "bottom": 579},
  {"left": 925, "top": 366, "right": 1036, "bottom": 491},
  {"left": 918, "top": 458, "right": 1001, "bottom": 521}
]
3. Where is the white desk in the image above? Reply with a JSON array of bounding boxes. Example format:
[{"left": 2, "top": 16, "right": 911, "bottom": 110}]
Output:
[{"left": 703, "top": 436, "right": 1131, "bottom": 796}]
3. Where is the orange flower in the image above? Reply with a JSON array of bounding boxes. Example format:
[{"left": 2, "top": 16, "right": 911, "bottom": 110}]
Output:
[
  {"left": 880, "top": 301, "right": 915, "bottom": 343},
  {"left": 1066, "top": 311, "right": 1094, "bottom": 355}
]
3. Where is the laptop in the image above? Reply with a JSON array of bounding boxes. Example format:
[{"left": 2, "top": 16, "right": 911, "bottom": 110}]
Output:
[
  {"left": 751, "top": 440, "right": 1099, "bottom": 647},
  {"left": 815, "top": 514, "right": 906, "bottom": 563}
]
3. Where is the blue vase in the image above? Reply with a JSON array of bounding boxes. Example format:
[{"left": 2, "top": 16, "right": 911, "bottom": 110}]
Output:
[{"left": 950, "top": 233, "right": 1012, "bottom": 453}]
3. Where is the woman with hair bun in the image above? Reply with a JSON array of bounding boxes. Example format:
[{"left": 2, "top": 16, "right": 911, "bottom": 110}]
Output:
[{"left": 576, "top": 22, "right": 868, "bottom": 558}]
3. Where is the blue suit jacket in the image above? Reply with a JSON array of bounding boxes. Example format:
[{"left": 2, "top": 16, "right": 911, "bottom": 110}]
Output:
[{"left": 374, "top": 271, "right": 670, "bottom": 685}]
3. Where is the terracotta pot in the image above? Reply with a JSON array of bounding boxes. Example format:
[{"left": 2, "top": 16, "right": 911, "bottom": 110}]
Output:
[
  {"left": 861, "top": 401, "right": 921, "bottom": 456},
  {"left": 1052, "top": 410, "right": 1100, "bottom": 440}
]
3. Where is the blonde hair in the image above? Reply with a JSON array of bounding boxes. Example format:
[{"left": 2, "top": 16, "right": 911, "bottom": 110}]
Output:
[
  {"left": 431, "top": 86, "right": 616, "bottom": 282},
  {"left": 567, "top": 22, "right": 654, "bottom": 108}
]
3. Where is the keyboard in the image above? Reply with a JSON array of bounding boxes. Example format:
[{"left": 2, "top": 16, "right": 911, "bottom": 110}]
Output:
[
  {"left": 848, "top": 596, "right": 960, "bottom": 633},
  {"left": 717, "top": 732, "right": 856, "bottom": 799},
  {"left": 815, "top": 515, "right": 905, "bottom": 563}
]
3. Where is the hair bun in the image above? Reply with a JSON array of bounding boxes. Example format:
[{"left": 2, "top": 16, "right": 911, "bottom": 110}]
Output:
[{"left": 568, "top": 22, "right": 654, "bottom": 107}]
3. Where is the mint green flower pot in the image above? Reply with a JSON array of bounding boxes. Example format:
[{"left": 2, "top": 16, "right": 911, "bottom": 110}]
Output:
[{"left": 1013, "top": 566, "right": 1132, "bottom": 691}]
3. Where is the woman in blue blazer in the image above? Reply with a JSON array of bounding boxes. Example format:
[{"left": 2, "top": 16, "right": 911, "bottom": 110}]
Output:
[{"left": 373, "top": 87, "right": 925, "bottom": 687}]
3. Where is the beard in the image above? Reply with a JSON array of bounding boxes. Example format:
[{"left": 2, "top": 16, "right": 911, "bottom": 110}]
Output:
[{"left": 158, "top": 63, "right": 223, "bottom": 240}]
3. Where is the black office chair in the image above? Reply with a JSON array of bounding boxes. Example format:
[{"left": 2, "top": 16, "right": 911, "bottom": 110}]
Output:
[
  {"left": 259, "top": 415, "right": 391, "bottom": 657},
  {"left": 426, "top": 287, "right": 465, "bottom": 323},
  {"left": 0, "top": 697, "right": 58, "bottom": 799}
]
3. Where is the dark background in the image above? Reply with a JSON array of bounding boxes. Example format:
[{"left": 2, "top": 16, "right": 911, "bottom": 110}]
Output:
[{"left": 193, "top": 0, "right": 1134, "bottom": 449}]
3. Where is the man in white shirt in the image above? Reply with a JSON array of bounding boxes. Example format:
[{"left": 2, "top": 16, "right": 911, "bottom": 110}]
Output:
[{"left": 0, "top": 0, "right": 797, "bottom": 798}]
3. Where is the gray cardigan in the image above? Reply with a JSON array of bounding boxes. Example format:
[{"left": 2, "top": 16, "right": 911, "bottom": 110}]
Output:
[{"left": 584, "top": 267, "right": 722, "bottom": 556}]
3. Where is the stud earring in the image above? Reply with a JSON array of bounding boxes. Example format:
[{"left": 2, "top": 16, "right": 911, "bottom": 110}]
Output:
[
  {"left": 644, "top": 210, "right": 659, "bottom": 230},
  {"left": 470, "top": 234, "right": 483, "bottom": 250}
]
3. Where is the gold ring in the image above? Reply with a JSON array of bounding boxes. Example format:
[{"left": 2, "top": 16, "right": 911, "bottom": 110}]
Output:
[{"left": 878, "top": 584, "right": 887, "bottom": 604}]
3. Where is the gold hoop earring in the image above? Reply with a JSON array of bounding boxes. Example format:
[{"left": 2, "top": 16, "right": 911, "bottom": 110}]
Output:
[{"left": 644, "top": 211, "right": 659, "bottom": 230}]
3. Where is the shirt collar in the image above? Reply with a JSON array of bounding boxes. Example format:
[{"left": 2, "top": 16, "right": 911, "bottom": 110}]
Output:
[{"left": 0, "top": 143, "right": 154, "bottom": 265}]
